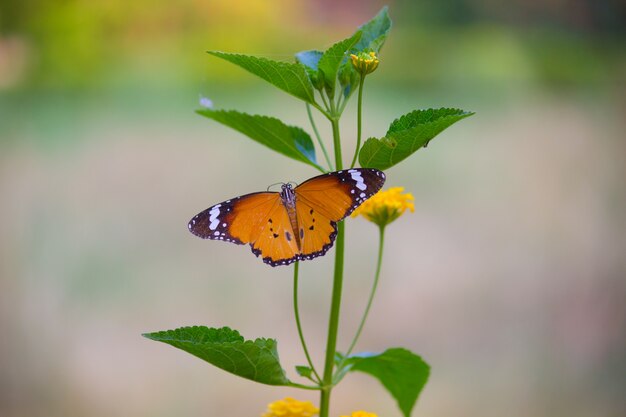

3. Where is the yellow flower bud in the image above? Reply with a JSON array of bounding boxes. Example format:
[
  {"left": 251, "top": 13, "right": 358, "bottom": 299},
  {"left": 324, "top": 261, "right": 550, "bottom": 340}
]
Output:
[
  {"left": 349, "top": 51, "right": 380, "bottom": 75},
  {"left": 261, "top": 397, "right": 319, "bottom": 417},
  {"left": 351, "top": 186, "right": 415, "bottom": 227}
]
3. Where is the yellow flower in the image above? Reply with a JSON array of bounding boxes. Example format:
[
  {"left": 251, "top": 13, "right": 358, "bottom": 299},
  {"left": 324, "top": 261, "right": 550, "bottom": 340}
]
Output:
[
  {"left": 350, "top": 51, "right": 379, "bottom": 75},
  {"left": 340, "top": 411, "right": 378, "bottom": 417},
  {"left": 261, "top": 397, "right": 319, "bottom": 417},
  {"left": 351, "top": 187, "right": 415, "bottom": 227}
]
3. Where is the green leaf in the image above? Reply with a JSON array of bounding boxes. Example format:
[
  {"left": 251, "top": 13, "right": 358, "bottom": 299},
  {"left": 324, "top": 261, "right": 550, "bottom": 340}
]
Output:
[
  {"left": 295, "top": 365, "right": 313, "bottom": 378},
  {"left": 208, "top": 51, "right": 316, "bottom": 104},
  {"left": 143, "top": 326, "right": 291, "bottom": 386},
  {"left": 353, "top": 6, "right": 392, "bottom": 53},
  {"left": 359, "top": 108, "right": 474, "bottom": 170},
  {"left": 295, "top": 50, "right": 324, "bottom": 90},
  {"left": 197, "top": 109, "right": 322, "bottom": 171},
  {"left": 338, "top": 7, "right": 392, "bottom": 98},
  {"left": 317, "top": 31, "right": 362, "bottom": 96},
  {"left": 343, "top": 348, "right": 430, "bottom": 417}
]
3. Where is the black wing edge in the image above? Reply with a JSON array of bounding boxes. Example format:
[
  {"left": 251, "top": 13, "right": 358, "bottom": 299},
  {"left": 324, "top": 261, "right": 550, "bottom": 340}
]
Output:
[
  {"left": 336, "top": 168, "right": 386, "bottom": 218},
  {"left": 251, "top": 221, "right": 338, "bottom": 267},
  {"left": 297, "top": 168, "right": 385, "bottom": 219}
]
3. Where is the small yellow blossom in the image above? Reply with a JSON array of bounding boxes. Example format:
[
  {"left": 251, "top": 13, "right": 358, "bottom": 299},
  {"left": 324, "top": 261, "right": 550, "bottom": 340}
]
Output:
[
  {"left": 350, "top": 51, "right": 379, "bottom": 75},
  {"left": 339, "top": 411, "right": 378, "bottom": 417},
  {"left": 261, "top": 397, "right": 319, "bottom": 417},
  {"left": 351, "top": 187, "right": 415, "bottom": 227}
]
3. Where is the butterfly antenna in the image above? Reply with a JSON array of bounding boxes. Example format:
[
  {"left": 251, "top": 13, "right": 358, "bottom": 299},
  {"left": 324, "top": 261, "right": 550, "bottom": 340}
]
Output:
[
  {"left": 266, "top": 182, "right": 284, "bottom": 191},
  {"left": 288, "top": 181, "right": 299, "bottom": 187}
]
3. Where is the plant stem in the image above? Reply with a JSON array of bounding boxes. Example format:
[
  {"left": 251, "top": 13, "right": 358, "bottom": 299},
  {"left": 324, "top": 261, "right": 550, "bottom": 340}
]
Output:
[
  {"left": 335, "top": 90, "right": 344, "bottom": 114},
  {"left": 293, "top": 261, "right": 322, "bottom": 384},
  {"left": 330, "top": 111, "right": 343, "bottom": 169},
  {"left": 310, "top": 101, "right": 332, "bottom": 120},
  {"left": 349, "top": 75, "right": 365, "bottom": 168},
  {"left": 319, "top": 222, "right": 345, "bottom": 417},
  {"left": 345, "top": 225, "right": 385, "bottom": 358},
  {"left": 320, "top": 91, "right": 331, "bottom": 113},
  {"left": 288, "top": 382, "right": 324, "bottom": 390},
  {"left": 306, "top": 103, "right": 333, "bottom": 172},
  {"left": 338, "top": 89, "right": 352, "bottom": 114},
  {"left": 319, "top": 114, "right": 345, "bottom": 417}
]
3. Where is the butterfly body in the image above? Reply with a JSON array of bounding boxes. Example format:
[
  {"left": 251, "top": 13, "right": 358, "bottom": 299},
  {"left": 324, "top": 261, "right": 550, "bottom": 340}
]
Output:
[
  {"left": 279, "top": 183, "right": 301, "bottom": 247},
  {"left": 189, "top": 168, "right": 385, "bottom": 266}
]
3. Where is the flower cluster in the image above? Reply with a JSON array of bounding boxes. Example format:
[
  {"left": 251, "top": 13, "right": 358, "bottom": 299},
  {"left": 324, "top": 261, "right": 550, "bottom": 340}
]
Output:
[
  {"left": 262, "top": 397, "right": 319, "bottom": 417},
  {"left": 340, "top": 411, "right": 378, "bottom": 417},
  {"left": 351, "top": 186, "right": 415, "bottom": 227},
  {"left": 350, "top": 51, "right": 380, "bottom": 75}
]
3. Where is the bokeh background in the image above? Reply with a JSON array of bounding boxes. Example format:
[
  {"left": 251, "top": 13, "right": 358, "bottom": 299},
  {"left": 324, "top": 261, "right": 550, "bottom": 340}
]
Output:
[{"left": 1, "top": 1, "right": 625, "bottom": 416}]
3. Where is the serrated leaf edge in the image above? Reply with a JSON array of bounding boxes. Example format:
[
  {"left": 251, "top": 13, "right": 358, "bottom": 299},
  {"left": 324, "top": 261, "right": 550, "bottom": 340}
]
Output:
[
  {"left": 359, "top": 109, "right": 474, "bottom": 168},
  {"left": 208, "top": 51, "right": 316, "bottom": 104},
  {"left": 387, "top": 108, "right": 474, "bottom": 136},
  {"left": 144, "top": 326, "right": 289, "bottom": 385}
]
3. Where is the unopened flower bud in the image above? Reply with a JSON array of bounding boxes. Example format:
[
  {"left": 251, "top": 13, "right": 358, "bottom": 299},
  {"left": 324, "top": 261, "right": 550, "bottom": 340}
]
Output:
[{"left": 349, "top": 51, "right": 380, "bottom": 75}]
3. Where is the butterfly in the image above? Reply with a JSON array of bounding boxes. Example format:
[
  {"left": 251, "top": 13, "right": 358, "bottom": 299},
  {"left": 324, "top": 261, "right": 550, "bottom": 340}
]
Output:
[{"left": 188, "top": 168, "right": 386, "bottom": 266}]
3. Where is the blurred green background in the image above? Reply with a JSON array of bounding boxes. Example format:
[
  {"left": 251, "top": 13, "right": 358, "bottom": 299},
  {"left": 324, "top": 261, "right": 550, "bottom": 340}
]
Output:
[{"left": 1, "top": 1, "right": 625, "bottom": 416}]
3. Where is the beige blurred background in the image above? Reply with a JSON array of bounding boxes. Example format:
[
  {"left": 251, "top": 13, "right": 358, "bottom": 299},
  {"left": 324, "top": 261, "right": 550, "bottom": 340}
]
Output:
[{"left": 1, "top": 1, "right": 625, "bottom": 416}]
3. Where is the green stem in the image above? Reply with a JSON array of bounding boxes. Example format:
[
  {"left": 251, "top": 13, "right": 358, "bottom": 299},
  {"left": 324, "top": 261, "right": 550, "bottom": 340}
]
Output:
[
  {"left": 319, "top": 114, "right": 345, "bottom": 417},
  {"left": 306, "top": 103, "right": 333, "bottom": 172},
  {"left": 338, "top": 79, "right": 358, "bottom": 114},
  {"left": 319, "top": 91, "right": 331, "bottom": 113},
  {"left": 330, "top": 112, "right": 343, "bottom": 170},
  {"left": 293, "top": 261, "right": 322, "bottom": 384},
  {"left": 310, "top": 100, "right": 332, "bottom": 120},
  {"left": 345, "top": 225, "right": 385, "bottom": 358},
  {"left": 349, "top": 75, "right": 365, "bottom": 168},
  {"left": 319, "top": 222, "right": 345, "bottom": 417},
  {"left": 287, "top": 382, "right": 323, "bottom": 390},
  {"left": 335, "top": 91, "right": 344, "bottom": 114}
]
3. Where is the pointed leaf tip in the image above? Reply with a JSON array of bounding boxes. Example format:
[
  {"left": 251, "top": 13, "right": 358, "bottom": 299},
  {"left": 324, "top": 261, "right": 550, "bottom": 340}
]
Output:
[
  {"left": 197, "top": 109, "right": 321, "bottom": 171},
  {"left": 353, "top": 6, "right": 392, "bottom": 53},
  {"left": 208, "top": 51, "right": 316, "bottom": 104},
  {"left": 144, "top": 326, "right": 291, "bottom": 386}
]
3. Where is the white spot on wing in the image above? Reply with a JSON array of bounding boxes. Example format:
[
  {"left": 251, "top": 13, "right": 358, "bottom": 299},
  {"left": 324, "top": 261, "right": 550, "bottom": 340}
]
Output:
[
  {"left": 348, "top": 169, "right": 367, "bottom": 191},
  {"left": 208, "top": 204, "right": 221, "bottom": 230}
]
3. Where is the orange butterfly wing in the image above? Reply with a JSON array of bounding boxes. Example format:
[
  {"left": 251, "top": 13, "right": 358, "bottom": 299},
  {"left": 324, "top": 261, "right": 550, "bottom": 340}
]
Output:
[
  {"left": 295, "top": 168, "right": 386, "bottom": 260},
  {"left": 294, "top": 199, "right": 338, "bottom": 260},
  {"left": 189, "top": 192, "right": 277, "bottom": 243},
  {"left": 188, "top": 192, "right": 300, "bottom": 266},
  {"left": 296, "top": 168, "right": 386, "bottom": 220},
  {"left": 248, "top": 201, "right": 300, "bottom": 266}
]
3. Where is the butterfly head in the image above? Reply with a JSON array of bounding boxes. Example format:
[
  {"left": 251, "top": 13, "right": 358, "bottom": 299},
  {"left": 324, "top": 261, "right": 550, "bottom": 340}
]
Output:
[{"left": 280, "top": 182, "right": 297, "bottom": 206}]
